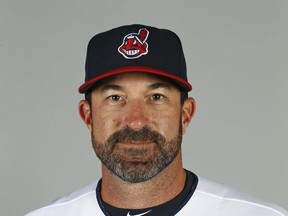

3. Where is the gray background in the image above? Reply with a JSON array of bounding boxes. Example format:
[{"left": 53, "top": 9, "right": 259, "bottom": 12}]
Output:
[{"left": 0, "top": 0, "right": 287, "bottom": 215}]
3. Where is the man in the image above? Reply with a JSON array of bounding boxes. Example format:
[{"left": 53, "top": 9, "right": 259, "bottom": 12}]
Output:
[{"left": 26, "top": 24, "right": 288, "bottom": 216}]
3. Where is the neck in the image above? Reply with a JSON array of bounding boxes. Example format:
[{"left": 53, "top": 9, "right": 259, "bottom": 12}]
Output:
[{"left": 100, "top": 153, "right": 186, "bottom": 209}]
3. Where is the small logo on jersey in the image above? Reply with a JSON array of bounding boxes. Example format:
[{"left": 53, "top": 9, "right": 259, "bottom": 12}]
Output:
[
  {"left": 118, "top": 28, "right": 149, "bottom": 59},
  {"left": 127, "top": 210, "right": 152, "bottom": 216}
]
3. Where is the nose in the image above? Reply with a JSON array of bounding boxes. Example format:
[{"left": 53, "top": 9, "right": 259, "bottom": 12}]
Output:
[{"left": 121, "top": 99, "right": 151, "bottom": 130}]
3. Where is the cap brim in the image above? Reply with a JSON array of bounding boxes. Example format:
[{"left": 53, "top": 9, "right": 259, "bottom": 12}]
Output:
[{"left": 78, "top": 66, "right": 192, "bottom": 94}]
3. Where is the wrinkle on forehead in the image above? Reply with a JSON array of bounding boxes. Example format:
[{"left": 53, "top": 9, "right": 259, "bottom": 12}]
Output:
[{"left": 92, "top": 72, "right": 180, "bottom": 93}]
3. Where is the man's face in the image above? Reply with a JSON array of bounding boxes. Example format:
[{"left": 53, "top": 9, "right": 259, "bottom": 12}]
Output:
[{"left": 79, "top": 73, "right": 194, "bottom": 183}]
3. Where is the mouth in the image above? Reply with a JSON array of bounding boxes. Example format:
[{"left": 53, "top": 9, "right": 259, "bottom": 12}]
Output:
[
  {"left": 118, "top": 141, "right": 155, "bottom": 146},
  {"left": 113, "top": 141, "right": 155, "bottom": 159}
]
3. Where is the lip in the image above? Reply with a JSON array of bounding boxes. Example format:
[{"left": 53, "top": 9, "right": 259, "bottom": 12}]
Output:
[
  {"left": 118, "top": 141, "right": 154, "bottom": 146},
  {"left": 114, "top": 142, "right": 155, "bottom": 161}
]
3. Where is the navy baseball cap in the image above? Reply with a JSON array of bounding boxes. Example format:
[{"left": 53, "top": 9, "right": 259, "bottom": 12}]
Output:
[{"left": 78, "top": 24, "right": 192, "bottom": 94}]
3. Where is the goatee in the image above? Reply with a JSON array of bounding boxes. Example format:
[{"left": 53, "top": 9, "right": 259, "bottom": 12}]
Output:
[{"left": 91, "top": 125, "right": 183, "bottom": 183}]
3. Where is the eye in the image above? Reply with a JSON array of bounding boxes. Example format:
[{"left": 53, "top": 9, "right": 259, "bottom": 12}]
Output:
[
  {"left": 108, "top": 95, "right": 122, "bottom": 101},
  {"left": 151, "top": 94, "right": 164, "bottom": 101}
]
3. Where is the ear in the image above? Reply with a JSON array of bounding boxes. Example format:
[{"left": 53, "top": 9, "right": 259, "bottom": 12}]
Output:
[
  {"left": 181, "top": 97, "right": 196, "bottom": 134},
  {"left": 78, "top": 100, "right": 92, "bottom": 131}
]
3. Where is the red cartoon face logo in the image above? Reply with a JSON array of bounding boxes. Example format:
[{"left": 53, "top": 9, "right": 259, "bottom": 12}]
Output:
[{"left": 118, "top": 28, "right": 149, "bottom": 59}]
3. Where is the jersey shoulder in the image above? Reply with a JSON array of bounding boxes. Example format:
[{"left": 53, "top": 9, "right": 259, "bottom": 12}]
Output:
[
  {"left": 184, "top": 176, "right": 288, "bottom": 216},
  {"left": 25, "top": 180, "right": 102, "bottom": 216}
]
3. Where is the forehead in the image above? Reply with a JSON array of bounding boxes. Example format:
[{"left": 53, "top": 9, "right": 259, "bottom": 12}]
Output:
[{"left": 92, "top": 72, "right": 181, "bottom": 91}]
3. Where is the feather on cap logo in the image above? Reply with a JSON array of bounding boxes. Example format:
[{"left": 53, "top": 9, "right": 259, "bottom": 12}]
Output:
[{"left": 118, "top": 28, "right": 149, "bottom": 59}]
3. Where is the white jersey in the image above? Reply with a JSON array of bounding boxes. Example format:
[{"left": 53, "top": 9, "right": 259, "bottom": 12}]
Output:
[{"left": 25, "top": 176, "right": 288, "bottom": 216}]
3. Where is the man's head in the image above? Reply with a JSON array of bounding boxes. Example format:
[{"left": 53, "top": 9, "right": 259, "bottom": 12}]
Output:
[{"left": 78, "top": 24, "right": 195, "bottom": 183}]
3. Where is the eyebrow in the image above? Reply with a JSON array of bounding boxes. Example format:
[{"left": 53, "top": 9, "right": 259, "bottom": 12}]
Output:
[
  {"left": 98, "top": 84, "right": 124, "bottom": 92},
  {"left": 98, "top": 82, "right": 173, "bottom": 93},
  {"left": 147, "top": 82, "right": 173, "bottom": 90}
]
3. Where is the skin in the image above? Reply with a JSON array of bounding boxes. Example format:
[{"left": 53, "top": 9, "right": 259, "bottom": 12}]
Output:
[{"left": 79, "top": 72, "right": 195, "bottom": 209}]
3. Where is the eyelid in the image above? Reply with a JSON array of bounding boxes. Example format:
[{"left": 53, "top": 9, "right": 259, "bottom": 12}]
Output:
[
  {"left": 107, "top": 94, "right": 124, "bottom": 101},
  {"left": 147, "top": 93, "right": 167, "bottom": 103},
  {"left": 151, "top": 93, "right": 164, "bottom": 99},
  {"left": 108, "top": 95, "right": 120, "bottom": 100}
]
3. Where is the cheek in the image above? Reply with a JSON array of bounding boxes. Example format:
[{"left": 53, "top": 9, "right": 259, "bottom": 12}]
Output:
[
  {"left": 154, "top": 109, "right": 181, "bottom": 138},
  {"left": 91, "top": 111, "right": 120, "bottom": 141}
]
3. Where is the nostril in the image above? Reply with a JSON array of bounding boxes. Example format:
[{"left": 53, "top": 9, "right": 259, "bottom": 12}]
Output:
[{"left": 122, "top": 110, "right": 150, "bottom": 130}]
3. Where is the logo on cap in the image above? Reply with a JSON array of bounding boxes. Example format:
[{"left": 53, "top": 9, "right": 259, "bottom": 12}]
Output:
[{"left": 118, "top": 28, "right": 149, "bottom": 59}]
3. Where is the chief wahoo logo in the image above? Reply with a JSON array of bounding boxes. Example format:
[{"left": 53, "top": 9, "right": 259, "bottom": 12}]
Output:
[{"left": 118, "top": 28, "right": 149, "bottom": 59}]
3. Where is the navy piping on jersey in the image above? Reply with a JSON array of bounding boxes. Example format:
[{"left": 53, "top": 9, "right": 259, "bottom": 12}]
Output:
[
  {"left": 96, "top": 180, "right": 111, "bottom": 216},
  {"left": 169, "top": 170, "right": 198, "bottom": 215},
  {"left": 95, "top": 170, "right": 198, "bottom": 216}
]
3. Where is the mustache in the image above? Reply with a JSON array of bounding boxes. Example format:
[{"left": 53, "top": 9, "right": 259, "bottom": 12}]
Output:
[{"left": 106, "top": 126, "right": 166, "bottom": 148}]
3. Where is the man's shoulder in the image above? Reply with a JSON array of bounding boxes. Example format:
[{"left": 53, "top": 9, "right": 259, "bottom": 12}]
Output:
[
  {"left": 187, "top": 175, "right": 288, "bottom": 216},
  {"left": 25, "top": 180, "right": 100, "bottom": 216}
]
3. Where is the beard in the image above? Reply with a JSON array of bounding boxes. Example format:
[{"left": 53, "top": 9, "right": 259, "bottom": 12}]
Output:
[{"left": 91, "top": 123, "right": 183, "bottom": 183}]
